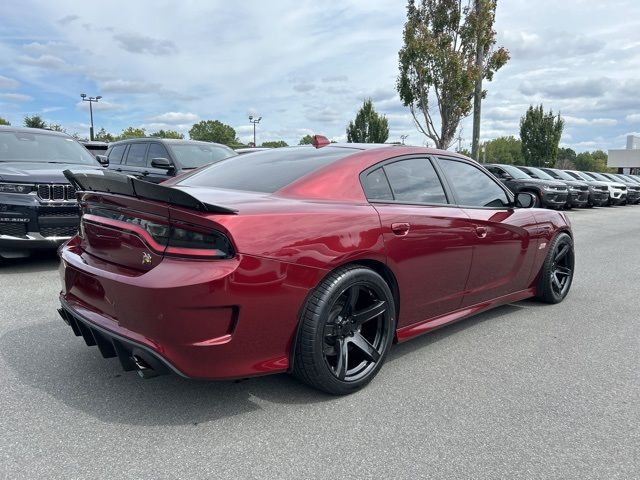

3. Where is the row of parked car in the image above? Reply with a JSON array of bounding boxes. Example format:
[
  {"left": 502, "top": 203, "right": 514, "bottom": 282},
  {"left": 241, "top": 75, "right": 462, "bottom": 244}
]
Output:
[
  {"left": 485, "top": 164, "right": 640, "bottom": 209},
  {"left": 0, "top": 124, "right": 635, "bottom": 260}
]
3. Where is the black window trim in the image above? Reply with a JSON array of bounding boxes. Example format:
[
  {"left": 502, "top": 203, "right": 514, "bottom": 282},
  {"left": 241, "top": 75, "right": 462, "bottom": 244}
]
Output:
[
  {"left": 146, "top": 142, "right": 172, "bottom": 166},
  {"left": 433, "top": 156, "right": 515, "bottom": 210},
  {"left": 359, "top": 154, "right": 453, "bottom": 207}
]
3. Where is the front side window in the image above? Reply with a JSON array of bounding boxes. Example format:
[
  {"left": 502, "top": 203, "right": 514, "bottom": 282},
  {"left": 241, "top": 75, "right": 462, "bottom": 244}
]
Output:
[
  {"left": 381, "top": 158, "right": 447, "bottom": 204},
  {"left": 125, "top": 143, "right": 148, "bottom": 167},
  {"left": 439, "top": 159, "right": 509, "bottom": 208},
  {"left": 147, "top": 143, "right": 170, "bottom": 162}
]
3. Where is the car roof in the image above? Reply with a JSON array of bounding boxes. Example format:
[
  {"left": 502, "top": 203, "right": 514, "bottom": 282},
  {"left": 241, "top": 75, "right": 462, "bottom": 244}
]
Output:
[
  {"left": 108, "top": 137, "right": 231, "bottom": 148},
  {"left": 0, "top": 125, "right": 72, "bottom": 137}
]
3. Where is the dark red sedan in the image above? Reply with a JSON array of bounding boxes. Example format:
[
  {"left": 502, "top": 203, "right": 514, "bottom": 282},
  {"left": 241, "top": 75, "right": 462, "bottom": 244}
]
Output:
[{"left": 58, "top": 139, "right": 574, "bottom": 394}]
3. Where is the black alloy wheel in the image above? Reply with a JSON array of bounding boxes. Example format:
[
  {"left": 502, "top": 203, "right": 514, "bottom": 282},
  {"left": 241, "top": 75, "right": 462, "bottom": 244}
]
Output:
[
  {"left": 293, "top": 265, "right": 395, "bottom": 395},
  {"left": 536, "top": 232, "right": 575, "bottom": 304}
]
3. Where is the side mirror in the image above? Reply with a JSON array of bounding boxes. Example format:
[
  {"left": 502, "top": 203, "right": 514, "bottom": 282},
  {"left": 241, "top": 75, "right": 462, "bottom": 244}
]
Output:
[
  {"left": 515, "top": 192, "right": 536, "bottom": 208},
  {"left": 151, "top": 157, "right": 174, "bottom": 170},
  {"left": 96, "top": 155, "right": 109, "bottom": 166},
  {"left": 500, "top": 173, "right": 513, "bottom": 180}
]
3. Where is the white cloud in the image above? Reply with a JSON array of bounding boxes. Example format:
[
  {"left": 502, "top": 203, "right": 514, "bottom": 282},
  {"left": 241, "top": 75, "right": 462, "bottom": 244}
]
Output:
[
  {"left": 0, "top": 93, "right": 33, "bottom": 102},
  {"left": 100, "top": 79, "right": 162, "bottom": 94},
  {"left": 148, "top": 112, "right": 199, "bottom": 124},
  {"left": 0, "top": 75, "right": 19, "bottom": 89},
  {"left": 626, "top": 113, "right": 640, "bottom": 123}
]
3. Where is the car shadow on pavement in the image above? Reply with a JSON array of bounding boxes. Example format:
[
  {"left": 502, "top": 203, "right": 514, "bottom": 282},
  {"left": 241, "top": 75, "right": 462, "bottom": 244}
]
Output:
[
  {"left": 0, "top": 320, "right": 334, "bottom": 428},
  {"left": 387, "top": 302, "right": 528, "bottom": 363},
  {"left": 0, "top": 251, "right": 59, "bottom": 274}
]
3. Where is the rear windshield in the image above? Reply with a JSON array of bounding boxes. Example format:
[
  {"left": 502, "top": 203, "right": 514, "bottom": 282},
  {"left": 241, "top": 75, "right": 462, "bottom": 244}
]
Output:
[
  {"left": 169, "top": 143, "right": 237, "bottom": 169},
  {"left": 0, "top": 131, "right": 98, "bottom": 165},
  {"left": 177, "top": 146, "right": 354, "bottom": 193}
]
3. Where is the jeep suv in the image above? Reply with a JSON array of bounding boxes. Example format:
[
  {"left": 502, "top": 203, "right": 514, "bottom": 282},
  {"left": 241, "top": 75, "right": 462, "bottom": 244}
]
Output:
[
  {"left": 599, "top": 173, "right": 640, "bottom": 204},
  {"left": 540, "top": 167, "right": 609, "bottom": 207},
  {"left": 485, "top": 163, "right": 569, "bottom": 208},
  {"left": 0, "top": 126, "right": 103, "bottom": 259},
  {"left": 104, "top": 138, "right": 237, "bottom": 183},
  {"left": 516, "top": 165, "right": 589, "bottom": 208}
]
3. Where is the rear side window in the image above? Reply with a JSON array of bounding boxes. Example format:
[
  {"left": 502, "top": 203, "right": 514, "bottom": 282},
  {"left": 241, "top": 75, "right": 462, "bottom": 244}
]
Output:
[
  {"left": 107, "top": 144, "right": 127, "bottom": 164},
  {"left": 438, "top": 159, "right": 509, "bottom": 208},
  {"left": 178, "top": 147, "right": 354, "bottom": 193},
  {"left": 125, "top": 143, "right": 148, "bottom": 167},
  {"left": 383, "top": 158, "right": 447, "bottom": 204},
  {"left": 147, "top": 143, "right": 170, "bottom": 162},
  {"left": 363, "top": 168, "right": 393, "bottom": 201}
]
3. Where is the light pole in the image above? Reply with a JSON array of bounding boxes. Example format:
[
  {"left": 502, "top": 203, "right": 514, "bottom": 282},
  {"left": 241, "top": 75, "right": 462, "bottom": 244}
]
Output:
[
  {"left": 80, "top": 93, "right": 101, "bottom": 141},
  {"left": 400, "top": 134, "right": 408, "bottom": 145},
  {"left": 249, "top": 115, "right": 261, "bottom": 147}
]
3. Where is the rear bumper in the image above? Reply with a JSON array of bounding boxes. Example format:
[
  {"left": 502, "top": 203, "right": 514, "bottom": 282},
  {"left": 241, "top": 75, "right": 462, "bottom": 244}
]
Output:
[{"left": 58, "top": 239, "right": 326, "bottom": 380}]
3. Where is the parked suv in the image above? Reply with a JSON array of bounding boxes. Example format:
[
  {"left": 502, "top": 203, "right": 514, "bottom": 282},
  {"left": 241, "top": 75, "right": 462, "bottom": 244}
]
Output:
[
  {"left": 516, "top": 165, "right": 589, "bottom": 208},
  {"left": 581, "top": 171, "right": 628, "bottom": 205},
  {"left": 0, "top": 126, "right": 103, "bottom": 259},
  {"left": 103, "top": 138, "right": 237, "bottom": 183},
  {"left": 485, "top": 163, "right": 569, "bottom": 208},
  {"left": 540, "top": 167, "right": 609, "bottom": 207},
  {"left": 599, "top": 173, "right": 640, "bottom": 204}
]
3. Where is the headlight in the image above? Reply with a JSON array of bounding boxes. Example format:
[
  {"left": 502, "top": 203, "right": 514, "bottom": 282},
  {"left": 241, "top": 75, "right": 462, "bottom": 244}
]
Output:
[{"left": 0, "top": 183, "right": 35, "bottom": 194}]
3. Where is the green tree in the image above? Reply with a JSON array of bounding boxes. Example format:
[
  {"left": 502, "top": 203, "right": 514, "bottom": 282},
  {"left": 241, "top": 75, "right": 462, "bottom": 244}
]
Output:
[
  {"left": 519, "top": 105, "right": 564, "bottom": 167},
  {"left": 0, "top": 117, "right": 10, "bottom": 126},
  {"left": 117, "top": 127, "right": 146, "bottom": 140},
  {"left": 299, "top": 134, "right": 314, "bottom": 145},
  {"left": 397, "top": 0, "right": 509, "bottom": 149},
  {"left": 150, "top": 129, "right": 184, "bottom": 139},
  {"left": 555, "top": 147, "right": 576, "bottom": 169},
  {"left": 47, "top": 123, "right": 66, "bottom": 133},
  {"left": 189, "top": 120, "right": 237, "bottom": 145},
  {"left": 484, "top": 136, "right": 523, "bottom": 165},
  {"left": 261, "top": 140, "right": 288, "bottom": 148},
  {"left": 574, "top": 152, "right": 594, "bottom": 172},
  {"left": 94, "top": 128, "right": 116, "bottom": 142},
  {"left": 346, "top": 98, "right": 389, "bottom": 143},
  {"left": 591, "top": 150, "right": 609, "bottom": 172},
  {"left": 23, "top": 115, "right": 47, "bottom": 129}
]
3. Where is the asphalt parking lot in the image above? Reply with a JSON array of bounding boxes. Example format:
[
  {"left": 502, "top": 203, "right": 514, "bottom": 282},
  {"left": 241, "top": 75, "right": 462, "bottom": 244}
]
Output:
[{"left": 1, "top": 206, "right": 638, "bottom": 479}]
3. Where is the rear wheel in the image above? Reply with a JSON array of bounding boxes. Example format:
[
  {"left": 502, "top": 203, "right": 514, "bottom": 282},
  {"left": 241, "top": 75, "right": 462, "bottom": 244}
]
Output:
[
  {"left": 535, "top": 233, "right": 574, "bottom": 304},
  {"left": 293, "top": 265, "right": 395, "bottom": 395}
]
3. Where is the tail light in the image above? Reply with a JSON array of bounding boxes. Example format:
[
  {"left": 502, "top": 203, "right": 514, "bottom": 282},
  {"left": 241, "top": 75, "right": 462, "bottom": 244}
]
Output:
[{"left": 84, "top": 206, "right": 234, "bottom": 259}]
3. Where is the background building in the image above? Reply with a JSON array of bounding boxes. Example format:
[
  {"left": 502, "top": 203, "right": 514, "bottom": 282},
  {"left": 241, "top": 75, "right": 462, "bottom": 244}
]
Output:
[{"left": 608, "top": 135, "right": 640, "bottom": 174}]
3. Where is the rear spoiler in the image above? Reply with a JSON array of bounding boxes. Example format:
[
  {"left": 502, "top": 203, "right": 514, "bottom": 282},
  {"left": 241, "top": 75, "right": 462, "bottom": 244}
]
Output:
[{"left": 63, "top": 170, "right": 237, "bottom": 214}]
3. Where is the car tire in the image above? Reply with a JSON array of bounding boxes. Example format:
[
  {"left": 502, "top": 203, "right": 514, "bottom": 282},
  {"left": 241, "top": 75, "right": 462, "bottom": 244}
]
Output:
[
  {"left": 292, "top": 265, "right": 396, "bottom": 395},
  {"left": 535, "top": 232, "right": 574, "bottom": 304}
]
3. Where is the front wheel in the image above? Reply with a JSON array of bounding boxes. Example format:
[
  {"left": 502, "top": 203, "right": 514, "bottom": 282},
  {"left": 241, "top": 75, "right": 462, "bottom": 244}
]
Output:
[
  {"left": 535, "top": 233, "right": 575, "bottom": 304},
  {"left": 292, "top": 265, "right": 396, "bottom": 395}
]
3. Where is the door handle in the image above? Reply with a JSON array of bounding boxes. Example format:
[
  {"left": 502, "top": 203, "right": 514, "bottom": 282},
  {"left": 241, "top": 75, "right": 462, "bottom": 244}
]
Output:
[
  {"left": 475, "top": 226, "right": 488, "bottom": 238},
  {"left": 115, "top": 168, "right": 122, "bottom": 172},
  {"left": 391, "top": 222, "right": 410, "bottom": 236},
  {"left": 141, "top": 171, "right": 150, "bottom": 176}
]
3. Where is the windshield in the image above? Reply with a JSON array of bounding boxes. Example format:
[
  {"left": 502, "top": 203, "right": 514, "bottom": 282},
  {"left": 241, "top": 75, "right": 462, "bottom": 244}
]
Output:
[
  {"left": 169, "top": 143, "right": 237, "bottom": 169},
  {"left": 500, "top": 164, "right": 531, "bottom": 179},
  {"left": 544, "top": 168, "right": 574, "bottom": 181},
  {"left": 567, "top": 171, "right": 591, "bottom": 181},
  {"left": 0, "top": 131, "right": 98, "bottom": 165},
  {"left": 521, "top": 166, "right": 555, "bottom": 180},
  {"left": 588, "top": 172, "right": 610, "bottom": 182}
]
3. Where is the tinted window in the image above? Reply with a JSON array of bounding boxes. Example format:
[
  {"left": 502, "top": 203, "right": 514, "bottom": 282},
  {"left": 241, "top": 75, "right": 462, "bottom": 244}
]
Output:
[
  {"left": 107, "top": 144, "right": 127, "bottom": 164},
  {"left": 439, "top": 159, "right": 509, "bottom": 208},
  {"left": 178, "top": 146, "right": 354, "bottom": 193},
  {"left": 363, "top": 168, "right": 393, "bottom": 200},
  {"left": 0, "top": 131, "right": 97, "bottom": 165},
  {"left": 125, "top": 143, "right": 148, "bottom": 167},
  {"left": 147, "top": 143, "right": 170, "bottom": 162},
  {"left": 169, "top": 143, "right": 237, "bottom": 169},
  {"left": 382, "top": 158, "right": 447, "bottom": 204}
]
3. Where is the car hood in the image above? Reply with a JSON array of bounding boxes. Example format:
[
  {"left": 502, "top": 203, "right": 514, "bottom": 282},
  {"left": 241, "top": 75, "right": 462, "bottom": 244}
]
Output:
[
  {"left": 0, "top": 162, "right": 102, "bottom": 183},
  {"left": 517, "top": 178, "right": 567, "bottom": 188},
  {"left": 560, "top": 180, "right": 589, "bottom": 188}
]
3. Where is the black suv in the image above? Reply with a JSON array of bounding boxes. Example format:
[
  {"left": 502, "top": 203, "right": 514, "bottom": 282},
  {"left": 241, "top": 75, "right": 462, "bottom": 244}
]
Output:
[
  {"left": 516, "top": 165, "right": 589, "bottom": 208},
  {"left": 485, "top": 163, "right": 569, "bottom": 208},
  {"left": 0, "top": 126, "right": 103, "bottom": 259},
  {"left": 103, "top": 138, "right": 237, "bottom": 183}
]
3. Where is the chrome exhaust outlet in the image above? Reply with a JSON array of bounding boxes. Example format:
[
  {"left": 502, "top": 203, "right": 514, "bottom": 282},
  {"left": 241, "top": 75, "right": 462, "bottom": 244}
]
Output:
[{"left": 132, "top": 355, "right": 160, "bottom": 379}]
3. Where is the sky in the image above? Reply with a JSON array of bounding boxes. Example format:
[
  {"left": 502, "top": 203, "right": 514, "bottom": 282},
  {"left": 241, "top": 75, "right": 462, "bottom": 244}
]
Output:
[{"left": 0, "top": 0, "right": 639, "bottom": 151}]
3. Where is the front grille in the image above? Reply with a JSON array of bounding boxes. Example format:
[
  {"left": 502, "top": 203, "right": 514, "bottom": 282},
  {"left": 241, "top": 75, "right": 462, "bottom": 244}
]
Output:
[
  {"left": 37, "top": 184, "right": 76, "bottom": 201},
  {"left": 40, "top": 226, "right": 78, "bottom": 238},
  {"left": 37, "top": 207, "right": 80, "bottom": 218},
  {"left": 0, "top": 222, "right": 28, "bottom": 237}
]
